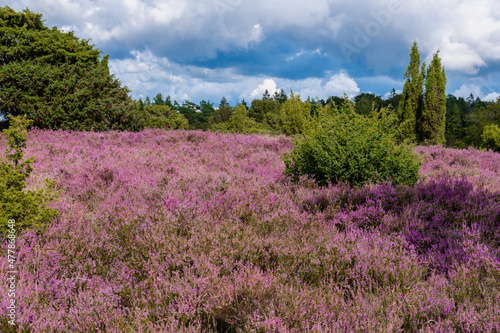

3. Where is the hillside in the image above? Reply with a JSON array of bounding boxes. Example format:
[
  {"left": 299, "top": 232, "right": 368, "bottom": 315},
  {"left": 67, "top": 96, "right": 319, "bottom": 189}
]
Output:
[{"left": 1, "top": 129, "right": 500, "bottom": 332}]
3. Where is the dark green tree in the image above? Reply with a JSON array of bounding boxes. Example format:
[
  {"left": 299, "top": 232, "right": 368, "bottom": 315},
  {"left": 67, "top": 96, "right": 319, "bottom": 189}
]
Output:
[
  {"left": 198, "top": 100, "right": 215, "bottom": 130},
  {"left": 153, "top": 93, "right": 165, "bottom": 105},
  {"left": 0, "top": 6, "right": 143, "bottom": 131},
  {"left": 177, "top": 100, "right": 200, "bottom": 129},
  {"left": 419, "top": 51, "right": 447, "bottom": 145},
  {"left": 467, "top": 97, "right": 500, "bottom": 147},
  {"left": 354, "top": 93, "right": 382, "bottom": 116},
  {"left": 248, "top": 98, "right": 280, "bottom": 124},
  {"left": 208, "top": 97, "right": 234, "bottom": 129},
  {"left": 445, "top": 102, "right": 464, "bottom": 147},
  {"left": 273, "top": 89, "right": 288, "bottom": 104},
  {"left": 380, "top": 89, "right": 401, "bottom": 113}
]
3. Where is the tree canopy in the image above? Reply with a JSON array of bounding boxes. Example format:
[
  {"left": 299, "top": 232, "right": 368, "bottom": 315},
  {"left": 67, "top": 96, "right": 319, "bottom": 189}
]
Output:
[{"left": 0, "top": 6, "right": 143, "bottom": 131}]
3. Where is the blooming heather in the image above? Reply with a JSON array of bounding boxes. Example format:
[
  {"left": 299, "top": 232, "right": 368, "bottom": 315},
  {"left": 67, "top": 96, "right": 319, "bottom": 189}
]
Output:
[{"left": 0, "top": 130, "right": 499, "bottom": 332}]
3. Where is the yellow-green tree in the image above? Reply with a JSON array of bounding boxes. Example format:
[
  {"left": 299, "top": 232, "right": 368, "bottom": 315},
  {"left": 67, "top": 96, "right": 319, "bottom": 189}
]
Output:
[{"left": 280, "top": 91, "right": 311, "bottom": 135}]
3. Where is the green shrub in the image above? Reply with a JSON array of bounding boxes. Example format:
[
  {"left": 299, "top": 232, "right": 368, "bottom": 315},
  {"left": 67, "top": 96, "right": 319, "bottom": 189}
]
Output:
[
  {"left": 279, "top": 91, "right": 311, "bottom": 135},
  {"left": 211, "top": 104, "right": 276, "bottom": 134},
  {"left": 141, "top": 105, "right": 189, "bottom": 130},
  {"left": 481, "top": 123, "right": 500, "bottom": 152},
  {"left": 283, "top": 99, "right": 421, "bottom": 187},
  {"left": 0, "top": 115, "right": 60, "bottom": 237}
]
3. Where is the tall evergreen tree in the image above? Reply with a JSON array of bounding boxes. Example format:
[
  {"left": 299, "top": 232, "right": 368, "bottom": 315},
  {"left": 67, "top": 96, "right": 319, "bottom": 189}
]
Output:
[
  {"left": 397, "top": 42, "right": 424, "bottom": 142},
  {"left": 420, "top": 51, "right": 447, "bottom": 145}
]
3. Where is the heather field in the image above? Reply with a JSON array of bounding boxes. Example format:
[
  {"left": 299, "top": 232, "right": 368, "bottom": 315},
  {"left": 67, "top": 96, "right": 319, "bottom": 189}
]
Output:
[{"left": 1, "top": 128, "right": 500, "bottom": 332}]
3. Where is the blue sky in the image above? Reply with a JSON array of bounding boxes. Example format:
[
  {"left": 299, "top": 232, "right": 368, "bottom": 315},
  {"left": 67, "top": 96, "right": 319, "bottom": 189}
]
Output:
[{"left": 5, "top": 0, "right": 500, "bottom": 106}]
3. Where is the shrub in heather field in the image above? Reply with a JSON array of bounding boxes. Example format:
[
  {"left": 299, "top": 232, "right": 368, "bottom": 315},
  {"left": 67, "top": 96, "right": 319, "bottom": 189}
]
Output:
[
  {"left": 0, "top": 116, "right": 60, "bottom": 237},
  {"left": 283, "top": 99, "right": 421, "bottom": 187}
]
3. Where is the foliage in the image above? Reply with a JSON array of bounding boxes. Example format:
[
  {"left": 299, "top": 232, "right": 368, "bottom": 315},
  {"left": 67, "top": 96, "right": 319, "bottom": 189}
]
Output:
[
  {"left": 445, "top": 102, "right": 465, "bottom": 148},
  {"left": 283, "top": 99, "right": 421, "bottom": 187},
  {"left": 141, "top": 105, "right": 189, "bottom": 130},
  {"left": 482, "top": 123, "right": 500, "bottom": 152},
  {"left": 398, "top": 41, "right": 425, "bottom": 143},
  {"left": 208, "top": 97, "right": 234, "bottom": 129},
  {"left": 467, "top": 97, "right": 500, "bottom": 148},
  {"left": 279, "top": 91, "right": 311, "bottom": 135},
  {"left": 354, "top": 93, "right": 383, "bottom": 116},
  {"left": 420, "top": 51, "right": 447, "bottom": 145},
  {"left": 248, "top": 97, "right": 280, "bottom": 124},
  {"left": 0, "top": 115, "right": 59, "bottom": 237},
  {"left": 1, "top": 129, "right": 500, "bottom": 331},
  {"left": 0, "top": 6, "right": 141, "bottom": 131},
  {"left": 211, "top": 104, "right": 274, "bottom": 134}
]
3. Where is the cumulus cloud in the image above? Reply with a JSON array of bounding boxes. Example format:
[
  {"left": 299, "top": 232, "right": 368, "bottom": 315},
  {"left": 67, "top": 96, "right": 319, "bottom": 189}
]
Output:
[
  {"left": 250, "top": 79, "right": 278, "bottom": 99},
  {"left": 324, "top": 72, "right": 361, "bottom": 97},
  {"left": 452, "top": 84, "right": 483, "bottom": 99},
  {"left": 483, "top": 92, "right": 500, "bottom": 102},
  {"left": 109, "top": 49, "right": 361, "bottom": 103},
  {"left": 452, "top": 84, "right": 500, "bottom": 101},
  {"left": 8, "top": 0, "right": 500, "bottom": 101},
  {"left": 437, "top": 36, "right": 486, "bottom": 74}
]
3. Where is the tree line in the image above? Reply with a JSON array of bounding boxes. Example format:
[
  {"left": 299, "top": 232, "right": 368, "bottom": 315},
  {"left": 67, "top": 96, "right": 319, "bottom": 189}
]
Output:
[{"left": 1, "top": 6, "right": 499, "bottom": 152}]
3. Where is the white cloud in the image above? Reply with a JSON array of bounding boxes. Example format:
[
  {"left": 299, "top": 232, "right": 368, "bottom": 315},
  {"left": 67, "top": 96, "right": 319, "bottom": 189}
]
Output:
[
  {"left": 483, "top": 92, "right": 500, "bottom": 101},
  {"left": 383, "top": 89, "right": 402, "bottom": 99},
  {"left": 452, "top": 84, "right": 500, "bottom": 101},
  {"left": 8, "top": 0, "right": 500, "bottom": 100},
  {"left": 250, "top": 79, "right": 278, "bottom": 99},
  {"left": 432, "top": 36, "right": 486, "bottom": 74},
  {"left": 324, "top": 72, "right": 360, "bottom": 98},
  {"left": 452, "top": 84, "right": 483, "bottom": 99},
  {"left": 109, "top": 50, "right": 362, "bottom": 103}
]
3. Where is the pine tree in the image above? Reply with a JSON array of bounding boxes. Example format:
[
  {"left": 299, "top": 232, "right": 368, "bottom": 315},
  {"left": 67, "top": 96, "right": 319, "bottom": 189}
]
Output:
[
  {"left": 420, "top": 51, "right": 447, "bottom": 145},
  {"left": 397, "top": 42, "right": 424, "bottom": 142}
]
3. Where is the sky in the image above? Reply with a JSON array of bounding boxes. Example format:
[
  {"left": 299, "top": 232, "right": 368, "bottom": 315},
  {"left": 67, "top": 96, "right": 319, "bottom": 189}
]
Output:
[{"left": 5, "top": 0, "right": 500, "bottom": 106}]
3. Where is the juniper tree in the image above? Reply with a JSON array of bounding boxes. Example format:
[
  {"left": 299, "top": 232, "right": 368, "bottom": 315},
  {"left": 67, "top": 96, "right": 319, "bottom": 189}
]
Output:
[
  {"left": 0, "top": 6, "right": 142, "bottom": 131},
  {"left": 398, "top": 42, "right": 425, "bottom": 143},
  {"left": 419, "top": 51, "right": 447, "bottom": 145}
]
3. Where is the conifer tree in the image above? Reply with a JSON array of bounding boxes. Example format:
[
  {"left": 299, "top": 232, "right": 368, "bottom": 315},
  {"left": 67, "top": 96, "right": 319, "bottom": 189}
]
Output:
[
  {"left": 420, "top": 51, "right": 447, "bottom": 145},
  {"left": 397, "top": 42, "right": 424, "bottom": 142},
  {"left": 0, "top": 6, "right": 142, "bottom": 131}
]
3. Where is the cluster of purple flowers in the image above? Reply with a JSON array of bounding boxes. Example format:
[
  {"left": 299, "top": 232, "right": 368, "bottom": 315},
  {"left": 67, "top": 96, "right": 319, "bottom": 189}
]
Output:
[{"left": 0, "top": 129, "right": 499, "bottom": 332}]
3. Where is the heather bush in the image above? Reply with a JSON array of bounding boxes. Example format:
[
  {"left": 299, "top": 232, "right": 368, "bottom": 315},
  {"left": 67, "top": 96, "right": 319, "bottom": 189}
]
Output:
[
  {"left": 1, "top": 129, "right": 499, "bottom": 332},
  {"left": 283, "top": 99, "right": 422, "bottom": 187},
  {"left": 331, "top": 176, "right": 500, "bottom": 273},
  {"left": 0, "top": 116, "right": 60, "bottom": 237}
]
